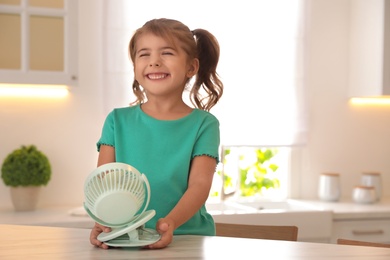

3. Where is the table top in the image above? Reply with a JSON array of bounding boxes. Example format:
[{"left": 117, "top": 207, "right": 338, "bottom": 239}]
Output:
[{"left": 1, "top": 224, "right": 389, "bottom": 259}]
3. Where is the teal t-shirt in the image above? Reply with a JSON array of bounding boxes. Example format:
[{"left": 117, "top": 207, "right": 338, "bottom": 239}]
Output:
[{"left": 97, "top": 104, "right": 219, "bottom": 235}]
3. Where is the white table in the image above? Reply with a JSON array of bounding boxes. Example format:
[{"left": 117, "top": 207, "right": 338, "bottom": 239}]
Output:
[{"left": 0, "top": 224, "right": 389, "bottom": 259}]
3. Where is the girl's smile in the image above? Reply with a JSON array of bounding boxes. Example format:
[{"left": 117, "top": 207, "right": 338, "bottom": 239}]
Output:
[{"left": 147, "top": 73, "right": 169, "bottom": 80}]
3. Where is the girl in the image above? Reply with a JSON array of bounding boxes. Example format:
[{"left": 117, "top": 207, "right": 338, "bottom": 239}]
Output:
[{"left": 90, "top": 18, "right": 223, "bottom": 249}]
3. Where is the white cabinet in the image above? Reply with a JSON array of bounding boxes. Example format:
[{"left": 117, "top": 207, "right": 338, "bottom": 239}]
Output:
[
  {"left": 348, "top": 0, "right": 390, "bottom": 97},
  {"left": 0, "top": 0, "right": 78, "bottom": 86},
  {"left": 291, "top": 199, "right": 390, "bottom": 244},
  {"left": 331, "top": 219, "right": 390, "bottom": 244}
]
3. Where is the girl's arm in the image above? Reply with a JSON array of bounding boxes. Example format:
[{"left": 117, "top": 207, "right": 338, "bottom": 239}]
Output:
[
  {"left": 146, "top": 155, "right": 216, "bottom": 249},
  {"left": 97, "top": 145, "right": 116, "bottom": 166}
]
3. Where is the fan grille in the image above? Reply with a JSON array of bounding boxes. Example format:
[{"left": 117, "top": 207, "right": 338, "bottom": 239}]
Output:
[{"left": 84, "top": 163, "right": 147, "bottom": 226}]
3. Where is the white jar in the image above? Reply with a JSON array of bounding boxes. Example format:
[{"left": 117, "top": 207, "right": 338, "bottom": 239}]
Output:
[
  {"left": 318, "top": 173, "right": 341, "bottom": 202},
  {"left": 353, "top": 185, "right": 376, "bottom": 204},
  {"left": 361, "top": 172, "right": 382, "bottom": 201}
]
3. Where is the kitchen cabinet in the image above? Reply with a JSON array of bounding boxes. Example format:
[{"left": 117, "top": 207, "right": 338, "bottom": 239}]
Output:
[
  {"left": 348, "top": 0, "right": 390, "bottom": 97},
  {"left": 0, "top": 0, "right": 78, "bottom": 86},
  {"left": 296, "top": 198, "right": 390, "bottom": 244},
  {"left": 329, "top": 199, "right": 390, "bottom": 243},
  {"left": 331, "top": 219, "right": 390, "bottom": 243}
]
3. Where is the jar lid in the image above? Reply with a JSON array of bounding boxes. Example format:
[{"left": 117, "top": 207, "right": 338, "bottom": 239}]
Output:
[
  {"left": 355, "top": 185, "right": 375, "bottom": 190},
  {"left": 321, "top": 173, "right": 340, "bottom": 176},
  {"left": 362, "top": 172, "right": 381, "bottom": 176}
]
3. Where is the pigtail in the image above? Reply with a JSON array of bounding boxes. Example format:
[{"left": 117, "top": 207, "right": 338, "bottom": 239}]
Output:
[
  {"left": 129, "top": 80, "right": 145, "bottom": 106},
  {"left": 129, "top": 32, "right": 146, "bottom": 106},
  {"left": 191, "top": 29, "right": 223, "bottom": 111}
]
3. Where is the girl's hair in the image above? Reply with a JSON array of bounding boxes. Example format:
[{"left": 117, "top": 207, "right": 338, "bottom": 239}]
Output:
[{"left": 128, "top": 18, "right": 223, "bottom": 111}]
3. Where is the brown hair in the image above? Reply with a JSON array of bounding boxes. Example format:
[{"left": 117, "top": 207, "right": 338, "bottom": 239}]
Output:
[{"left": 128, "top": 18, "right": 223, "bottom": 111}]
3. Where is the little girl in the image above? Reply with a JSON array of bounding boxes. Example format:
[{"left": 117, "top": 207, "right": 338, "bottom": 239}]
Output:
[{"left": 90, "top": 18, "right": 223, "bottom": 249}]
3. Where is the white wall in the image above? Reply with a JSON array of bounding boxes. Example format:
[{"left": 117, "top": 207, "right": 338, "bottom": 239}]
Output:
[
  {"left": 0, "top": 1, "right": 106, "bottom": 208},
  {"left": 297, "top": 0, "right": 390, "bottom": 199},
  {"left": 0, "top": 0, "right": 389, "bottom": 209}
]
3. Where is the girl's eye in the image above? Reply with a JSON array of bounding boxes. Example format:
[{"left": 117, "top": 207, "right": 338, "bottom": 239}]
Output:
[
  {"left": 162, "top": 52, "right": 173, "bottom": 55},
  {"left": 138, "top": 53, "right": 149, "bottom": 57}
]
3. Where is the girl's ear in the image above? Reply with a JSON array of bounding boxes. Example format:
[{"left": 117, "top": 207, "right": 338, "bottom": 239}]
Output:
[{"left": 186, "top": 58, "right": 199, "bottom": 78}]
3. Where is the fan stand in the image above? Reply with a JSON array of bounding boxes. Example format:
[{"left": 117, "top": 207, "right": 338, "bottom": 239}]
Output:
[{"left": 97, "top": 209, "right": 161, "bottom": 247}]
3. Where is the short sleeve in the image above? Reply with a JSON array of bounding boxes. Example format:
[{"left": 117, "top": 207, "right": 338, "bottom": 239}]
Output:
[
  {"left": 192, "top": 113, "right": 220, "bottom": 163},
  {"left": 96, "top": 110, "right": 115, "bottom": 152}
]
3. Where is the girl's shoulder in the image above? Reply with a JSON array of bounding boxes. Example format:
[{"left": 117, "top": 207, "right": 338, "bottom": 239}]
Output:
[
  {"left": 111, "top": 105, "right": 139, "bottom": 116},
  {"left": 114, "top": 104, "right": 138, "bottom": 111},
  {"left": 192, "top": 109, "right": 219, "bottom": 122}
]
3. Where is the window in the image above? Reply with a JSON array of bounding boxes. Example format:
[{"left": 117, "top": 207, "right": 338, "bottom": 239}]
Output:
[
  {"left": 102, "top": 0, "right": 307, "bottom": 200},
  {"left": 210, "top": 146, "right": 291, "bottom": 201},
  {"left": 0, "top": 0, "right": 78, "bottom": 85}
]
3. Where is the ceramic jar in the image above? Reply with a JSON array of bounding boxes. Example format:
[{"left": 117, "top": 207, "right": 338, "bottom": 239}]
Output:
[
  {"left": 318, "top": 173, "right": 341, "bottom": 202},
  {"left": 352, "top": 185, "right": 376, "bottom": 204},
  {"left": 361, "top": 172, "right": 382, "bottom": 201}
]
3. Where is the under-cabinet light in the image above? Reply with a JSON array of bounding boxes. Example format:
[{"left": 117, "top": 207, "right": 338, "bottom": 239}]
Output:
[
  {"left": 349, "top": 97, "right": 390, "bottom": 106},
  {"left": 0, "top": 84, "right": 69, "bottom": 98}
]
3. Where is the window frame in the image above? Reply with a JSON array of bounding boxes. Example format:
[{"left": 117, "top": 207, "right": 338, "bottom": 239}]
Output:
[{"left": 0, "top": 0, "right": 78, "bottom": 86}]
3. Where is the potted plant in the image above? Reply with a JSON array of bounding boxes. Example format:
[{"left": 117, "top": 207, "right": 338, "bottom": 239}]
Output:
[{"left": 1, "top": 145, "right": 51, "bottom": 211}]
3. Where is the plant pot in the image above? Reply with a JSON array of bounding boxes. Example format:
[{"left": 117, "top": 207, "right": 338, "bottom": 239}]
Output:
[{"left": 10, "top": 186, "right": 41, "bottom": 211}]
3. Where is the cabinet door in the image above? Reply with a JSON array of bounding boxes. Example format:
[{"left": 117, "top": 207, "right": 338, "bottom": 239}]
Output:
[
  {"left": 348, "top": 0, "right": 390, "bottom": 97},
  {"left": 331, "top": 219, "right": 390, "bottom": 244},
  {"left": 0, "top": 0, "right": 78, "bottom": 86}
]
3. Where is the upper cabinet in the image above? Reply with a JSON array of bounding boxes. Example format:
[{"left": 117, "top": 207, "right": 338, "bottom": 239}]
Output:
[
  {"left": 349, "top": 0, "right": 390, "bottom": 97},
  {"left": 0, "top": 0, "right": 78, "bottom": 86}
]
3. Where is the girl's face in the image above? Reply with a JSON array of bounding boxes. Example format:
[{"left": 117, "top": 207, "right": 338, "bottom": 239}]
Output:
[{"left": 133, "top": 33, "right": 198, "bottom": 100}]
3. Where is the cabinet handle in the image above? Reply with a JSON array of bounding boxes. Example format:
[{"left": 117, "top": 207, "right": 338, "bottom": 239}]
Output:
[{"left": 352, "top": 230, "right": 384, "bottom": 236}]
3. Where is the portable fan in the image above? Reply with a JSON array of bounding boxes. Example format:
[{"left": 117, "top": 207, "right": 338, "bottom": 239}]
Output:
[{"left": 84, "top": 162, "right": 160, "bottom": 247}]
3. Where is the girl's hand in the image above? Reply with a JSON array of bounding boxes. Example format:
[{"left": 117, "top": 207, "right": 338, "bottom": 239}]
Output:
[
  {"left": 90, "top": 222, "right": 111, "bottom": 249},
  {"left": 144, "top": 218, "right": 175, "bottom": 249}
]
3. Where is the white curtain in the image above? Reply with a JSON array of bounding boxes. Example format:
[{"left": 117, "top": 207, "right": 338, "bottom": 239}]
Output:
[
  {"left": 102, "top": 0, "right": 308, "bottom": 146},
  {"left": 102, "top": 0, "right": 134, "bottom": 113}
]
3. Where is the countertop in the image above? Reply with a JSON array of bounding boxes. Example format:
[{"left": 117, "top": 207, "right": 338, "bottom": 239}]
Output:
[
  {"left": 1, "top": 198, "right": 389, "bottom": 229},
  {"left": 1, "top": 224, "right": 390, "bottom": 259},
  {"left": 0, "top": 206, "right": 95, "bottom": 228},
  {"left": 298, "top": 197, "right": 390, "bottom": 220}
]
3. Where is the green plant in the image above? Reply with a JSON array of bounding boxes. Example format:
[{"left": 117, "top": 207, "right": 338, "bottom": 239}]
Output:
[
  {"left": 238, "top": 148, "right": 279, "bottom": 197},
  {"left": 1, "top": 145, "right": 51, "bottom": 187},
  {"left": 215, "top": 147, "right": 280, "bottom": 198}
]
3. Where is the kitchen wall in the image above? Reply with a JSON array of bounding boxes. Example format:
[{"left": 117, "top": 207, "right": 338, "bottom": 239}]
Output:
[
  {"left": 0, "top": 0, "right": 389, "bottom": 209},
  {"left": 0, "top": 1, "right": 106, "bottom": 208},
  {"left": 296, "top": 0, "right": 390, "bottom": 200}
]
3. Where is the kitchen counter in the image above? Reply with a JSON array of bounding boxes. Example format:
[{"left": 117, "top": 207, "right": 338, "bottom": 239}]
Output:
[
  {"left": 298, "top": 197, "right": 390, "bottom": 220},
  {"left": 0, "top": 206, "right": 95, "bottom": 229},
  {"left": 1, "top": 198, "right": 389, "bottom": 233}
]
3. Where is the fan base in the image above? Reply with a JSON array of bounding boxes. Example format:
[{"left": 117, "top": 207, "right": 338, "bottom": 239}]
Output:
[{"left": 97, "top": 210, "right": 160, "bottom": 247}]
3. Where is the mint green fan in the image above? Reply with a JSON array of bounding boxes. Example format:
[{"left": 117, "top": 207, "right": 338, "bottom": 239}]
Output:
[{"left": 84, "top": 162, "right": 160, "bottom": 247}]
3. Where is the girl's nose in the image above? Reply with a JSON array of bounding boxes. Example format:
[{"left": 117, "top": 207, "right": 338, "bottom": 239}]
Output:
[{"left": 149, "top": 56, "right": 161, "bottom": 67}]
